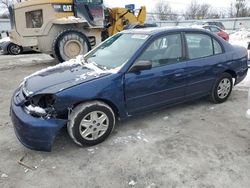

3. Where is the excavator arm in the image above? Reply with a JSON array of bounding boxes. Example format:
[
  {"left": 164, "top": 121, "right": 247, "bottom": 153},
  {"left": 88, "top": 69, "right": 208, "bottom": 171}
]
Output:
[{"left": 107, "top": 6, "right": 146, "bottom": 36}]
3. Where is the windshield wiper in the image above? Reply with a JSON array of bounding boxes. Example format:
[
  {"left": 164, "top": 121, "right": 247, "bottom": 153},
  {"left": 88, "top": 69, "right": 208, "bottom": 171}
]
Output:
[{"left": 93, "top": 63, "right": 108, "bottom": 70}]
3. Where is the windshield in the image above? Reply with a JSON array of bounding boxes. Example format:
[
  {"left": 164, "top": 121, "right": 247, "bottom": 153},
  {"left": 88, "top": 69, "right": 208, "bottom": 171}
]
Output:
[
  {"left": 75, "top": 0, "right": 103, "bottom": 5},
  {"left": 85, "top": 33, "right": 149, "bottom": 70}
]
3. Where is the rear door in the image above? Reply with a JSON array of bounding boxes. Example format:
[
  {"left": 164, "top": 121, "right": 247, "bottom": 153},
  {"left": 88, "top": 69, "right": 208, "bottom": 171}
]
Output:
[
  {"left": 124, "top": 33, "right": 188, "bottom": 115},
  {"left": 184, "top": 32, "right": 226, "bottom": 98}
]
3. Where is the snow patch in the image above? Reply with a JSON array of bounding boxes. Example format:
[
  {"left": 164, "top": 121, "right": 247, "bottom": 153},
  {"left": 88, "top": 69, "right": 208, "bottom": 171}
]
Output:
[
  {"left": 21, "top": 55, "right": 84, "bottom": 85},
  {"left": 21, "top": 55, "right": 124, "bottom": 86},
  {"left": 128, "top": 179, "right": 137, "bottom": 186},
  {"left": 112, "top": 130, "right": 149, "bottom": 144},
  {"left": 1, "top": 173, "right": 8, "bottom": 178},
  {"left": 229, "top": 29, "right": 250, "bottom": 49},
  {"left": 163, "top": 116, "right": 169, "bottom": 120},
  {"left": 75, "top": 62, "right": 124, "bottom": 81},
  {"left": 26, "top": 105, "right": 46, "bottom": 115},
  {"left": 86, "top": 147, "right": 98, "bottom": 154},
  {"left": 0, "top": 37, "right": 10, "bottom": 43}
]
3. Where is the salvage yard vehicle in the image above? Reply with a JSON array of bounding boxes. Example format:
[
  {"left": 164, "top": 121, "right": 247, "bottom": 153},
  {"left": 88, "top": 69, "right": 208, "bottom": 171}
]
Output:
[
  {"left": 0, "top": 37, "right": 31, "bottom": 55},
  {"left": 202, "top": 25, "right": 229, "bottom": 41},
  {"left": 9, "top": 0, "right": 146, "bottom": 62},
  {"left": 10, "top": 27, "right": 248, "bottom": 151}
]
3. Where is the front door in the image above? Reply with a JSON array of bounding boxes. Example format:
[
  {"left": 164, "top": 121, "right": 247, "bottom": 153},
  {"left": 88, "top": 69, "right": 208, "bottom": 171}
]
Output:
[{"left": 124, "top": 33, "right": 188, "bottom": 115}]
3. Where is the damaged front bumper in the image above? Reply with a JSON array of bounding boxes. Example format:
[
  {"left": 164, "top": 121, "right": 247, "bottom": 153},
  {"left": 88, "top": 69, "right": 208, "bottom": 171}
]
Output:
[{"left": 10, "top": 89, "right": 67, "bottom": 151}]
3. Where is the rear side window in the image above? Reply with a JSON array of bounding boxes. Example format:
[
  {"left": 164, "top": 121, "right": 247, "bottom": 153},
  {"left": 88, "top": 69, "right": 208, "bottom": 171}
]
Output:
[
  {"left": 213, "top": 39, "right": 222, "bottom": 54},
  {"left": 186, "top": 33, "right": 213, "bottom": 59}
]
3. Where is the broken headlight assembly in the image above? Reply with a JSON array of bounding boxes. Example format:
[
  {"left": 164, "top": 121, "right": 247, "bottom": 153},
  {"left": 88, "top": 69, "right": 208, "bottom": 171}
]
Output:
[
  {"left": 25, "top": 10, "right": 43, "bottom": 28},
  {"left": 24, "top": 94, "right": 56, "bottom": 118}
]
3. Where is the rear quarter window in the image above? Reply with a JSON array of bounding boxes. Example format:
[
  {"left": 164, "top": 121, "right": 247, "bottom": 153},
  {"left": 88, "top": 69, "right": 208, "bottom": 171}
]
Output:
[{"left": 213, "top": 39, "right": 223, "bottom": 54}]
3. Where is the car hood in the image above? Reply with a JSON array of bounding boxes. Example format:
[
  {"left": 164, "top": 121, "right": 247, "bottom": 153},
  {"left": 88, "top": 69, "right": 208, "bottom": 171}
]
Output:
[{"left": 22, "top": 58, "right": 113, "bottom": 95}]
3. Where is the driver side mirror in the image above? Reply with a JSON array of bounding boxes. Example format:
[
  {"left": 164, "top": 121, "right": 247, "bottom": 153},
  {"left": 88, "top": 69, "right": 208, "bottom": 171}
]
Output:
[{"left": 129, "top": 60, "right": 152, "bottom": 73}]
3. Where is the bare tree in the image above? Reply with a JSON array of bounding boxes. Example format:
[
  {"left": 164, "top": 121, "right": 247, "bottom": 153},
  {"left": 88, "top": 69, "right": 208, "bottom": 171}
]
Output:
[
  {"left": 228, "top": 2, "right": 235, "bottom": 18},
  {"left": 197, "top": 4, "right": 211, "bottom": 19},
  {"left": 185, "top": 1, "right": 212, "bottom": 19},
  {"left": 154, "top": 0, "right": 176, "bottom": 20},
  {"left": 0, "top": 0, "right": 9, "bottom": 8},
  {"left": 0, "top": 0, "right": 21, "bottom": 18},
  {"left": 185, "top": 0, "right": 200, "bottom": 19},
  {"left": 0, "top": 0, "right": 21, "bottom": 9},
  {"left": 235, "top": 0, "right": 249, "bottom": 17}
]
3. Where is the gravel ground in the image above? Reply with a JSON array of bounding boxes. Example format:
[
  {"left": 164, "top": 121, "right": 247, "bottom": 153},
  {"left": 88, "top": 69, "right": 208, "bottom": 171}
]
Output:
[{"left": 0, "top": 54, "right": 250, "bottom": 188}]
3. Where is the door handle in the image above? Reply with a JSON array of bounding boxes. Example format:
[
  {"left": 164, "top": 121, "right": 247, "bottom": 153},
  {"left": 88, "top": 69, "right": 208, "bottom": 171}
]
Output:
[{"left": 173, "top": 69, "right": 185, "bottom": 77}]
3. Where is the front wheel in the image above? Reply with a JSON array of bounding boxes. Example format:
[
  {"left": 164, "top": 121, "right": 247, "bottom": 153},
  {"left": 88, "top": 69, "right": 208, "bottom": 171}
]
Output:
[
  {"left": 210, "top": 72, "right": 233, "bottom": 103},
  {"left": 67, "top": 101, "right": 116, "bottom": 146}
]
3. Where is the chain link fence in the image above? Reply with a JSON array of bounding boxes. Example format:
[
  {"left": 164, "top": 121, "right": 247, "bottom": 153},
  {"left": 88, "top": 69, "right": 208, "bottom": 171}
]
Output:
[{"left": 146, "top": 13, "right": 250, "bottom": 31}]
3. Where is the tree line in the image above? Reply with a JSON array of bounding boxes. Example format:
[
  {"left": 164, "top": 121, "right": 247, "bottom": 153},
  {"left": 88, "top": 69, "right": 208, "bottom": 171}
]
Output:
[
  {"left": 0, "top": 0, "right": 250, "bottom": 20},
  {"left": 154, "top": 0, "right": 250, "bottom": 21}
]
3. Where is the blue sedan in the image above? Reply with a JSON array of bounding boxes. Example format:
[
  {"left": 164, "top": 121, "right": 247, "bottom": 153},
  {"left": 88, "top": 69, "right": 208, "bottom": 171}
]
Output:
[{"left": 10, "top": 27, "right": 248, "bottom": 151}]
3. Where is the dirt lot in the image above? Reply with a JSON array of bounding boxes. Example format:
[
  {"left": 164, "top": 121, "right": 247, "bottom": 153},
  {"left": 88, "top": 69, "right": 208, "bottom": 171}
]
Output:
[{"left": 1, "top": 54, "right": 250, "bottom": 188}]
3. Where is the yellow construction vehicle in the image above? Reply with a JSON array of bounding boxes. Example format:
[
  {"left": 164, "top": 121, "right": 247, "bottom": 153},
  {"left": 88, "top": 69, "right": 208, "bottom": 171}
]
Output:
[{"left": 9, "top": 0, "right": 146, "bottom": 62}]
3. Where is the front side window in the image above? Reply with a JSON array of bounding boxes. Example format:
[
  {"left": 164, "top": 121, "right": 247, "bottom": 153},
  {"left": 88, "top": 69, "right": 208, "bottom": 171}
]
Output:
[
  {"left": 186, "top": 33, "right": 213, "bottom": 59},
  {"left": 26, "top": 10, "right": 43, "bottom": 28},
  {"left": 137, "top": 34, "right": 182, "bottom": 67}
]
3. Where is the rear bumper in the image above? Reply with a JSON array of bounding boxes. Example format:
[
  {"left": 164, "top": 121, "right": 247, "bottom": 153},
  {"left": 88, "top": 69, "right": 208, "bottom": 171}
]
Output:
[
  {"left": 10, "top": 92, "right": 67, "bottom": 151},
  {"left": 235, "top": 67, "right": 248, "bottom": 85}
]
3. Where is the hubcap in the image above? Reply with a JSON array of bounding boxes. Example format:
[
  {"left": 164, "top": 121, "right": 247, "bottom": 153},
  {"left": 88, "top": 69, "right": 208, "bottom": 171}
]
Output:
[
  {"left": 79, "top": 111, "right": 109, "bottom": 140},
  {"left": 10, "top": 45, "right": 21, "bottom": 54},
  {"left": 217, "top": 78, "right": 231, "bottom": 99},
  {"left": 64, "top": 40, "right": 83, "bottom": 58}
]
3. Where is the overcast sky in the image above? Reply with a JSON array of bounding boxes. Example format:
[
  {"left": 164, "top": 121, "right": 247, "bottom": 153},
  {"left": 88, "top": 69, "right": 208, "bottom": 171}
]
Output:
[{"left": 104, "top": 0, "right": 250, "bottom": 13}]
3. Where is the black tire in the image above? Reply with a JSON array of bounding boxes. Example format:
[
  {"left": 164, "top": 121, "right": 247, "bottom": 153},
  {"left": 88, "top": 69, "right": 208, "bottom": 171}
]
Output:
[
  {"left": 52, "top": 29, "right": 91, "bottom": 63},
  {"left": 210, "top": 72, "right": 233, "bottom": 103},
  {"left": 7, "top": 43, "right": 23, "bottom": 55},
  {"left": 67, "top": 101, "right": 116, "bottom": 146}
]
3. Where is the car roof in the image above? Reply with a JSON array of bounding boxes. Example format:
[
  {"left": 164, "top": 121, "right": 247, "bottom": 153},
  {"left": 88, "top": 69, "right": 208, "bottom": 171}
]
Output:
[{"left": 122, "top": 26, "right": 212, "bottom": 36}]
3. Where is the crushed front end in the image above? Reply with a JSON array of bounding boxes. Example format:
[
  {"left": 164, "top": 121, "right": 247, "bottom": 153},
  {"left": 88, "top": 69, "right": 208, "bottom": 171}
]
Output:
[{"left": 10, "top": 85, "right": 68, "bottom": 151}]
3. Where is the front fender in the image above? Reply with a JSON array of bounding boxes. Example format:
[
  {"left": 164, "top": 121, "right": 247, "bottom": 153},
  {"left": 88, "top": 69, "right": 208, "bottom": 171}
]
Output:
[{"left": 54, "top": 73, "right": 128, "bottom": 119}]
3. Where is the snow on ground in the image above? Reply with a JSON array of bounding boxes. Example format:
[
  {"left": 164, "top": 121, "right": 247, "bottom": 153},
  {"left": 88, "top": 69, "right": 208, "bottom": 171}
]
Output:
[
  {"left": 228, "top": 28, "right": 250, "bottom": 89},
  {"left": 229, "top": 28, "right": 250, "bottom": 49},
  {"left": 0, "top": 37, "right": 10, "bottom": 43}
]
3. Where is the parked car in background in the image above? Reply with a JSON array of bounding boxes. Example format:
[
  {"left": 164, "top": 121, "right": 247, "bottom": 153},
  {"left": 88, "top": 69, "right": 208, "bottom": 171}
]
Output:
[
  {"left": 193, "top": 21, "right": 226, "bottom": 30},
  {"left": 204, "top": 21, "right": 226, "bottom": 30},
  {"left": 0, "top": 37, "right": 31, "bottom": 55},
  {"left": 203, "top": 25, "right": 229, "bottom": 41},
  {"left": 10, "top": 27, "right": 248, "bottom": 151}
]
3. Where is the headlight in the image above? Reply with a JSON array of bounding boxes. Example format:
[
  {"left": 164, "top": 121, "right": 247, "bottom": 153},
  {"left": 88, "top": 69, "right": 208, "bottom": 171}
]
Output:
[
  {"left": 25, "top": 10, "right": 43, "bottom": 28},
  {"left": 24, "top": 94, "right": 56, "bottom": 118}
]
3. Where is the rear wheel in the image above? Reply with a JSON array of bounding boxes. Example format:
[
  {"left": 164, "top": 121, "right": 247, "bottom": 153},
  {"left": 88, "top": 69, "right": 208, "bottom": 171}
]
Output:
[
  {"left": 210, "top": 73, "right": 233, "bottom": 103},
  {"left": 67, "top": 101, "right": 115, "bottom": 146},
  {"left": 7, "top": 43, "right": 23, "bottom": 55},
  {"left": 52, "top": 30, "right": 91, "bottom": 62}
]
